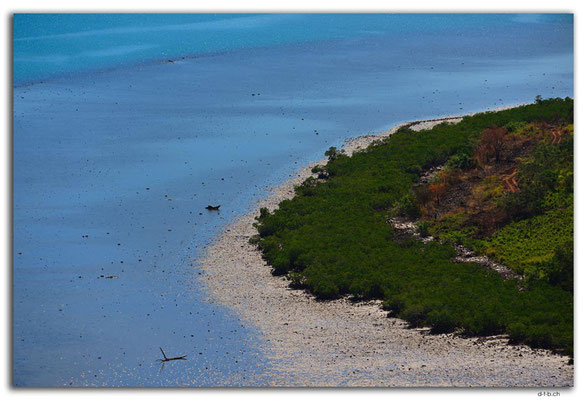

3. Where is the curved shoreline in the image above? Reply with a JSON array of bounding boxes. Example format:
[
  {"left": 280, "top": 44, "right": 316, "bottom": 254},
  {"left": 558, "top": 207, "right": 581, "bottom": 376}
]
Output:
[{"left": 196, "top": 109, "right": 573, "bottom": 387}]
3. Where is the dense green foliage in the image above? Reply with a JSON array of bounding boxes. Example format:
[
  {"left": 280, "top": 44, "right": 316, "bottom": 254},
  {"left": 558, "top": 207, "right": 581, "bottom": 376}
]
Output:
[
  {"left": 253, "top": 98, "right": 573, "bottom": 355},
  {"left": 504, "top": 136, "right": 573, "bottom": 220}
]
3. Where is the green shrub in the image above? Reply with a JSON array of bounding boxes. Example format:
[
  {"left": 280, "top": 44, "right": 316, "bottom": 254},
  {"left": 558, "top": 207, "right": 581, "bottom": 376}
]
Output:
[
  {"left": 447, "top": 152, "right": 474, "bottom": 170},
  {"left": 383, "top": 296, "right": 404, "bottom": 317},
  {"left": 325, "top": 146, "right": 345, "bottom": 161},
  {"left": 310, "top": 279, "right": 340, "bottom": 300},
  {"left": 547, "top": 241, "right": 574, "bottom": 291},
  {"left": 417, "top": 221, "right": 431, "bottom": 237},
  {"left": 400, "top": 304, "right": 428, "bottom": 328},
  {"left": 287, "top": 271, "right": 307, "bottom": 289},
  {"left": 395, "top": 193, "right": 420, "bottom": 218},
  {"left": 427, "top": 309, "right": 459, "bottom": 333}
]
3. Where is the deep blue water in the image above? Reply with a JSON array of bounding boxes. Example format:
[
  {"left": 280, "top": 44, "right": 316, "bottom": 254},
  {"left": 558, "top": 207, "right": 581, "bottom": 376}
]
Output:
[
  {"left": 13, "top": 14, "right": 573, "bottom": 386},
  {"left": 14, "top": 13, "right": 572, "bottom": 86}
]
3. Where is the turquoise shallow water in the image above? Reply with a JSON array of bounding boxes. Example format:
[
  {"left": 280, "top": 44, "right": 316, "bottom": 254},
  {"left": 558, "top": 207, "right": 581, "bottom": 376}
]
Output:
[{"left": 13, "top": 14, "right": 573, "bottom": 386}]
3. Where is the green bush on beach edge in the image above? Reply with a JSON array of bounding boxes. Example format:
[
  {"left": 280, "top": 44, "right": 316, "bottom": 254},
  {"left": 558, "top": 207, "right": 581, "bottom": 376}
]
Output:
[{"left": 252, "top": 98, "right": 574, "bottom": 356}]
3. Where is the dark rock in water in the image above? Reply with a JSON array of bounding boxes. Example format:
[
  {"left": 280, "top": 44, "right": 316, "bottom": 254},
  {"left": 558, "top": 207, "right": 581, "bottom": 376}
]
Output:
[{"left": 205, "top": 205, "right": 221, "bottom": 211}]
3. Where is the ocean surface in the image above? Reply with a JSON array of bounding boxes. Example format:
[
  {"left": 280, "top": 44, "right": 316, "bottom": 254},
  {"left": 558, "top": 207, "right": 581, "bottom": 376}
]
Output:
[{"left": 13, "top": 14, "right": 573, "bottom": 386}]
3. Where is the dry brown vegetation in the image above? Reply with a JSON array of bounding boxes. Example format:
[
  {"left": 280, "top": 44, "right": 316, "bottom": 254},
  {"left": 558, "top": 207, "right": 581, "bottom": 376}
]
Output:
[{"left": 415, "top": 122, "right": 571, "bottom": 236}]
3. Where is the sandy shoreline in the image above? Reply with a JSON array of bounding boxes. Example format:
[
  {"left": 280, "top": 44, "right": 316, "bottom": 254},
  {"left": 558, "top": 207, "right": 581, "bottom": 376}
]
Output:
[{"left": 196, "top": 108, "right": 573, "bottom": 387}]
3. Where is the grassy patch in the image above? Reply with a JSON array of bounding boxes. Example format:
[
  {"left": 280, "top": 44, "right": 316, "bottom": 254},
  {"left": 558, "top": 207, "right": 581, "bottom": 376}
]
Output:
[{"left": 474, "top": 207, "right": 573, "bottom": 278}]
